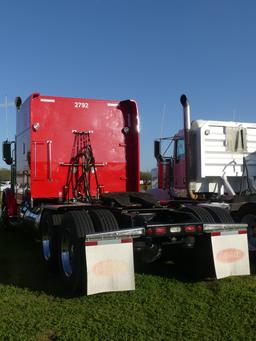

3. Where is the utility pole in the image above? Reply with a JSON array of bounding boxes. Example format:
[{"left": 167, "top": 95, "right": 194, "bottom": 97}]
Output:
[{"left": 0, "top": 96, "right": 14, "bottom": 139}]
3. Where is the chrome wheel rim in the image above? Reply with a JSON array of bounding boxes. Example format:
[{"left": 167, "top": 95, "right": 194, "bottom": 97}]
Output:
[
  {"left": 42, "top": 218, "right": 51, "bottom": 261},
  {"left": 61, "top": 230, "right": 74, "bottom": 277},
  {"left": 42, "top": 235, "right": 51, "bottom": 261}
]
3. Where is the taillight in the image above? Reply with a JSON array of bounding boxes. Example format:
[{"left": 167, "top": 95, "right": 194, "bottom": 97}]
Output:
[
  {"left": 184, "top": 225, "right": 196, "bottom": 233},
  {"left": 146, "top": 228, "right": 153, "bottom": 236},
  {"left": 196, "top": 225, "right": 203, "bottom": 232},
  {"left": 155, "top": 227, "right": 167, "bottom": 235},
  {"left": 146, "top": 227, "right": 167, "bottom": 236}
]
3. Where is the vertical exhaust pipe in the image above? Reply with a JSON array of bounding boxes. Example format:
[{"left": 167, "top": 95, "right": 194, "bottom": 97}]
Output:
[
  {"left": 180, "top": 94, "right": 191, "bottom": 131},
  {"left": 180, "top": 94, "right": 197, "bottom": 200}
]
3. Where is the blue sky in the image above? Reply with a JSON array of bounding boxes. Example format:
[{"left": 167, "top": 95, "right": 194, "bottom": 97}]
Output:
[{"left": 0, "top": 0, "right": 255, "bottom": 170}]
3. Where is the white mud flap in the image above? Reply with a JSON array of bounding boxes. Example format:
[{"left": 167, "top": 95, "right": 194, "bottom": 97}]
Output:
[
  {"left": 85, "top": 238, "right": 135, "bottom": 295},
  {"left": 211, "top": 231, "right": 250, "bottom": 279}
]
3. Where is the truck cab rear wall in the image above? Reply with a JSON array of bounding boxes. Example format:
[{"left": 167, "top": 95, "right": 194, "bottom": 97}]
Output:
[{"left": 16, "top": 94, "right": 140, "bottom": 201}]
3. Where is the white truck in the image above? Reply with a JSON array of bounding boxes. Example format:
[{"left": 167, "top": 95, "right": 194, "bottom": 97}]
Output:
[{"left": 153, "top": 94, "right": 256, "bottom": 262}]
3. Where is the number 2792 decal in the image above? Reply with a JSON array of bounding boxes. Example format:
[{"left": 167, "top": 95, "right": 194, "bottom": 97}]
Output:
[{"left": 74, "top": 102, "right": 89, "bottom": 109}]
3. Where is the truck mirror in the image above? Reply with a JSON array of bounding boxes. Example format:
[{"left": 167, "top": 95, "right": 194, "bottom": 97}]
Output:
[
  {"left": 2, "top": 141, "right": 13, "bottom": 165},
  {"left": 154, "top": 140, "right": 161, "bottom": 160},
  {"left": 15, "top": 96, "right": 22, "bottom": 111}
]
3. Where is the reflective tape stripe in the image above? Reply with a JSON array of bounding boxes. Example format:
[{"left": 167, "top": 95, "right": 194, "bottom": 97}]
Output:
[
  {"left": 121, "top": 238, "right": 133, "bottom": 243},
  {"left": 211, "top": 232, "right": 221, "bottom": 237},
  {"left": 85, "top": 238, "right": 133, "bottom": 246},
  {"left": 85, "top": 241, "right": 98, "bottom": 246},
  {"left": 211, "top": 230, "right": 247, "bottom": 237},
  {"left": 239, "top": 230, "right": 247, "bottom": 234}
]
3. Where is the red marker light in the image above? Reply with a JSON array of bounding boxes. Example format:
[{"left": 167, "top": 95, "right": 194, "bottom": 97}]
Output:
[
  {"left": 184, "top": 225, "right": 196, "bottom": 233},
  {"left": 155, "top": 227, "right": 167, "bottom": 235},
  {"left": 146, "top": 227, "right": 167, "bottom": 236},
  {"left": 196, "top": 225, "right": 203, "bottom": 232},
  {"left": 146, "top": 228, "right": 153, "bottom": 236}
]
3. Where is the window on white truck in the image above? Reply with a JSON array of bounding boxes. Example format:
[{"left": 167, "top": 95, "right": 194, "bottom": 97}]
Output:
[
  {"left": 225, "top": 127, "right": 247, "bottom": 153},
  {"left": 176, "top": 139, "right": 185, "bottom": 161}
]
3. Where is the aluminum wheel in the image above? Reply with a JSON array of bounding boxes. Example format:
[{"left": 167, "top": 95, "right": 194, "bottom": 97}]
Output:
[
  {"left": 41, "top": 215, "right": 53, "bottom": 262},
  {"left": 42, "top": 234, "right": 51, "bottom": 261},
  {"left": 60, "top": 230, "right": 74, "bottom": 278},
  {"left": 40, "top": 211, "right": 62, "bottom": 272}
]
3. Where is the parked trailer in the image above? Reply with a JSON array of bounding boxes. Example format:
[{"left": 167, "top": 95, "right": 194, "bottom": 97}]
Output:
[{"left": 1, "top": 93, "right": 250, "bottom": 295}]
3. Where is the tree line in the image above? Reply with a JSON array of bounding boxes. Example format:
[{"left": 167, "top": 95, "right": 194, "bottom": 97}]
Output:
[
  {"left": 0, "top": 169, "right": 151, "bottom": 182},
  {"left": 0, "top": 168, "right": 11, "bottom": 181}
]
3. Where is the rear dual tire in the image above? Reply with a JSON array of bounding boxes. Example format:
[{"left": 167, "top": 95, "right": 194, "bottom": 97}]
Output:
[
  {"left": 239, "top": 212, "right": 256, "bottom": 273},
  {"left": 0, "top": 195, "right": 10, "bottom": 230},
  {"left": 58, "top": 209, "right": 119, "bottom": 294},
  {"left": 180, "top": 206, "right": 215, "bottom": 223},
  {"left": 178, "top": 206, "right": 234, "bottom": 278},
  {"left": 238, "top": 212, "right": 256, "bottom": 252},
  {"left": 203, "top": 206, "right": 234, "bottom": 223},
  {"left": 88, "top": 209, "right": 119, "bottom": 232},
  {"left": 40, "top": 211, "right": 63, "bottom": 273},
  {"left": 180, "top": 205, "right": 234, "bottom": 224},
  {"left": 58, "top": 210, "right": 95, "bottom": 294}
]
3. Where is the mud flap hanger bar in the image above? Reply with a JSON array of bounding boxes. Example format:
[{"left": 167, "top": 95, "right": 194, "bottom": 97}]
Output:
[
  {"left": 85, "top": 227, "right": 145, "bottom": 241},
  {"left": 203, "top": 224, "right": 248, "bottom": 233}
]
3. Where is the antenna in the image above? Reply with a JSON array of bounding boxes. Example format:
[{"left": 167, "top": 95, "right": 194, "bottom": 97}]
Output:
[
  {"left": 232, "top": 109, "right": 236, "bottom": 121},
  {"left": 0, "top": 96, "right": 15, "bottom": 139},
  {"left": 160, "top": 104, "right": 166, "bottom": 139}
]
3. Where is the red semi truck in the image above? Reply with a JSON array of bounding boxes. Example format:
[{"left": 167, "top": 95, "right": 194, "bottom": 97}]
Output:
[{"left": 1, "top": 93, "right": 250, "bottom": 295}]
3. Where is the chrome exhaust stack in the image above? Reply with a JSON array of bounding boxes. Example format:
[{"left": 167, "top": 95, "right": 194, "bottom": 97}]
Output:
[
  {"left": 180, "top": 94, "right": 197, "bottom": 199},
  {"left": 180, "top": 94, "right": 191, "bottom": 131}
]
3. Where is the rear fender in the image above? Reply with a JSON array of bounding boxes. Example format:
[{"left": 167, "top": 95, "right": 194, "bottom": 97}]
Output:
[{"left": 2, "top": 188, "right": 18, "bottom": 217}]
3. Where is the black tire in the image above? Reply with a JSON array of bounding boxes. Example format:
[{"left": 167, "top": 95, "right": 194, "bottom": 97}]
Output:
[
  {"left": 240, "top": 213, "right": 256, "bottom": 252},
  {"left": 58, "top": 210, "right": 95, "bottom": 294},
  {"left": 88, "top": 209, "right": 119, "bottom": 232},
  {"left": 237, "top": 205, "right": 256, "bottom": 273},
  {"left": 40, "top": 211, "right": 63, "bottom": 272},
  {"left": 0, "top": 195, "right": 10, "bottom": 230},
  {"left": 179, "top": 206, "right": 216, "bottom": 278},
  {"left": 180, "top": 206, "right": 215, "bottom": 223},
  {"left": 203, "top": 206, "right": 234, "bottom": 223}
]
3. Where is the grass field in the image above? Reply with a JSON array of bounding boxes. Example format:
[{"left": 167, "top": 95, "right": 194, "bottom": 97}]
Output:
[{"left": 0, "top": 227, "right": 256, "bottom": 340}]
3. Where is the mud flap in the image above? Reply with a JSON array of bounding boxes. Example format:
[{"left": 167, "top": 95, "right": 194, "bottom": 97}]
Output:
[
  {"left": 211, "top": 232, "right": 250, "bottom": 279},
  {"left": 85, "top": 238, "right": 135, "bottom": 295}
]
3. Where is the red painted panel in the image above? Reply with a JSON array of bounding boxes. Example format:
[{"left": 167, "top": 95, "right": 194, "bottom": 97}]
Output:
[{"left": 16, "top": 94, "right": 140, "bottom": 200}]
